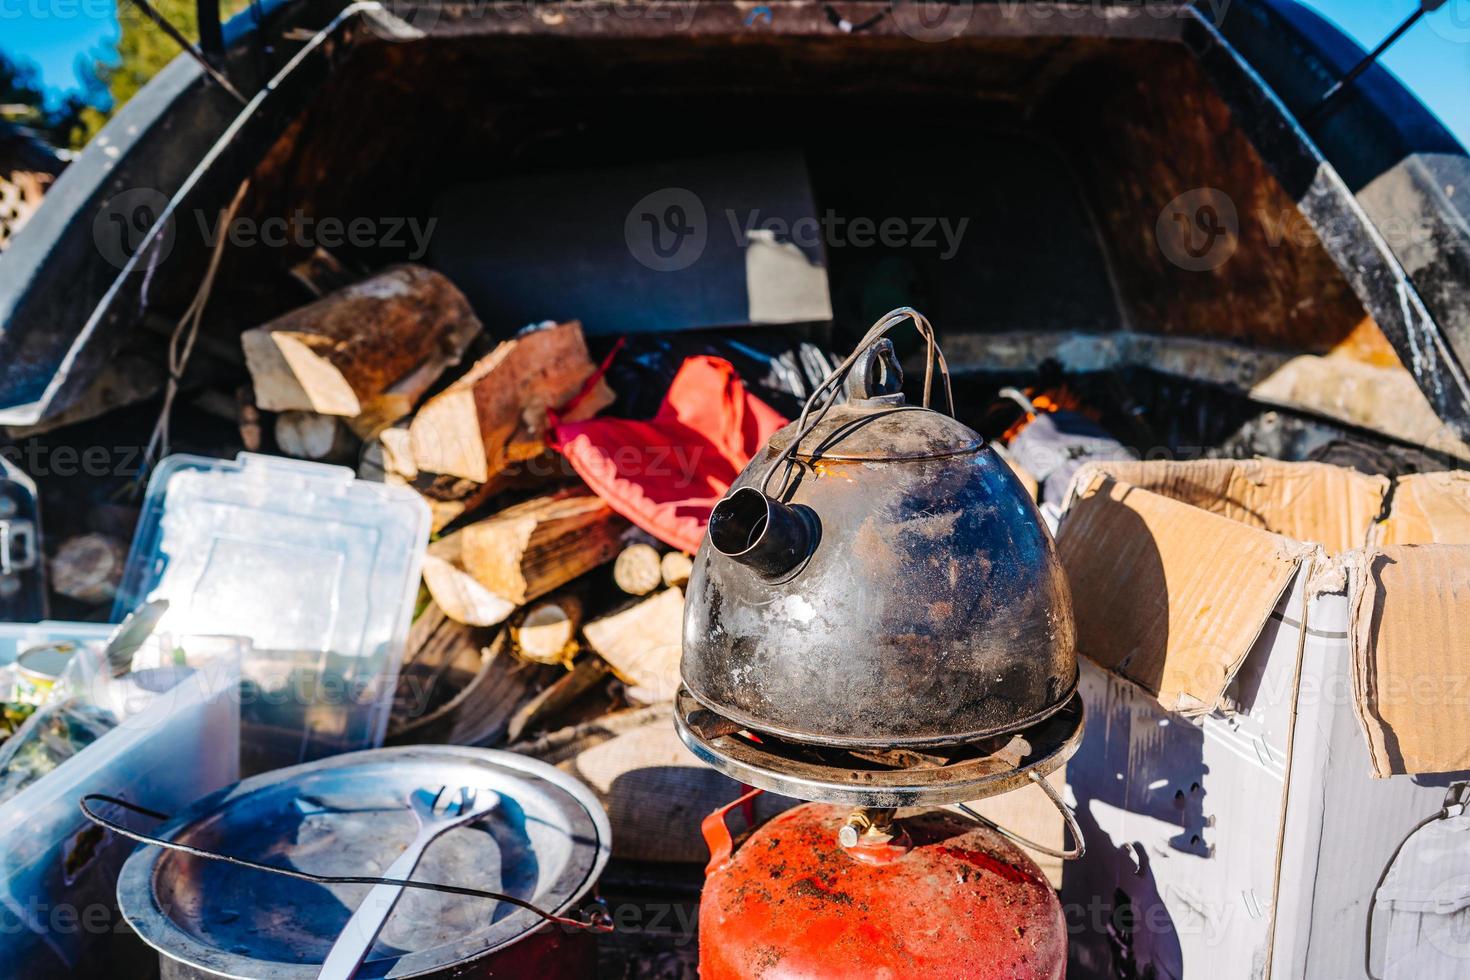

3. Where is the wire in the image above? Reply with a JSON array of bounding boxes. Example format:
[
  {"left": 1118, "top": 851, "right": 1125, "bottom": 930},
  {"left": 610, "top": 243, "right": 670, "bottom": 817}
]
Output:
[
  {"left": 139, "top": 178, "right": 250, "bottom": 480},
  {"left": 79, "top": 793, "right": 614, "bottom": 934}
]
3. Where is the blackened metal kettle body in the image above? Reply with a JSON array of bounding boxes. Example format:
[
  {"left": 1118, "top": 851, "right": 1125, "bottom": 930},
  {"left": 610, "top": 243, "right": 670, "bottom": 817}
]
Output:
[{"left": 681, "top": 309, "right": 1077, "bottom": 748}]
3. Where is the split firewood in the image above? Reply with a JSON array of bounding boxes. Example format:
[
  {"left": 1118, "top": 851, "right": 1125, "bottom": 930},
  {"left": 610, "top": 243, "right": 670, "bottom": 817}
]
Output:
[
  {"left": 49, "top": 533, "right": 128, "bottom": 604},
  {"left": 408, "top": 321, "right": 614, "bottom": 483},
  {"left": 510, "top": 592, "right": 584, "bottom": 666},
  {"left": 506, "top": 655, "right": 612, "bottom": 743},
  {"left": 660, "top": 551, "right": 694, "bottom": 589},
  {"left": 582, "top": 586, "right": 684, "bottom": 703},
  {"left": 391, "top": 600, "right": 491, "bottom": 731},
  {"left": 417, "top": 480, "right": 501, "bottom": 535},
  {"left": 459, "top": 489, "right": 629, "bottom": 606},
  {"left": 274, "top": 411, "right": 357, "bottom": 463},
  {"left": 422, "top": 533, "right": 517, "bottom": 628},
  {"left": 378, "top": 426, "right": 418, "bottom": 481},
  {"left": 241, "top": 264, "right": 481, "bottom": 422},
  {"left": 613, "top": 542, "right": 662, "bottom": 596},
  {"left": 390, "top": 608, "right": 558, "bottom": 745},
  {"left": 377, "top": 428, "right": 563, "bottom": 533},
  {"left": 378, "top": 426, "right": 494, "bottom": 532}
]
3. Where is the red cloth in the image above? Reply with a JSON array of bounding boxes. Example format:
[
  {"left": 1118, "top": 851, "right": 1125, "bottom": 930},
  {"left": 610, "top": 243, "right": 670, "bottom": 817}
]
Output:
[{"left": 549, "top": 356, "right": 787, "bottom": 554}]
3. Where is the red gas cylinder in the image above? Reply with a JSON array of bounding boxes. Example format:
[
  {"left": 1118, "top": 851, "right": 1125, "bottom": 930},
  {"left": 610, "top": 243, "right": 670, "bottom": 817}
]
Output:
[{"left": 700, "top": 800, "right": 1067, "bottom": 979}]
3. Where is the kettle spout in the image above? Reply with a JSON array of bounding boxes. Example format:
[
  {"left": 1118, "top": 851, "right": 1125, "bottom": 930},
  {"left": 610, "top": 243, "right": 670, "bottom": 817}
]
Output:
[{"left": 708, "top": 487, "right": 813, "bottom": 577}]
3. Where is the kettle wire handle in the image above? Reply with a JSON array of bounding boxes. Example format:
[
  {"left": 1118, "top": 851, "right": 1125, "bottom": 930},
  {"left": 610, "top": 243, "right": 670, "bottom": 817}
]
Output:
[{"left": 759, "top": 308, "right": 955, "bottom": 496}]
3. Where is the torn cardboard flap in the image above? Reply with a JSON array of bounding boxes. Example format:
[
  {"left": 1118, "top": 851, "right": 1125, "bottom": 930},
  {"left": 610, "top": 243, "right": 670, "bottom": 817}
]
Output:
[
  {"left": 1374, "top": 470, "right": 1470, "bottom": 545},
  {"left": 1068, "top": 458, "right": 1387, "bottom": 555},
  {"left": 1062, "top": 457, "right": 1470, "bottom": 778},
  {"left": 1350, "top": 544, "right": 1470, "bottom": 778},
  {"left": 1057, "top": 471, "right": 1311, "bottom": 715}
]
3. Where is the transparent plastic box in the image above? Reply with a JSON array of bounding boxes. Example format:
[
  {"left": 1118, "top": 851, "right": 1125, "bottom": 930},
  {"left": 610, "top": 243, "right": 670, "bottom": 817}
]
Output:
[
  {"left": 113, "top": 453, "right": 430, "bottom": 773},
  {"left": 0, "top": 624, "right": 242, "bottom": 979}
]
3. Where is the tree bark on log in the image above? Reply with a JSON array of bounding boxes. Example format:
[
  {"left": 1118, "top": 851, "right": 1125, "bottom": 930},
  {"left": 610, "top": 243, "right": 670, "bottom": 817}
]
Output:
[{"left": 242, "top": 265, "right": 481, "bottom": 420}]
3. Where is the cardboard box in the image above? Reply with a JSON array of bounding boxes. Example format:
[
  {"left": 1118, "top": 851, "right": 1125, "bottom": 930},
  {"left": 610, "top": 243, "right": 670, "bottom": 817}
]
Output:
[{"left": 1057, "top": 459, "right": 1470, "bottom": 980}]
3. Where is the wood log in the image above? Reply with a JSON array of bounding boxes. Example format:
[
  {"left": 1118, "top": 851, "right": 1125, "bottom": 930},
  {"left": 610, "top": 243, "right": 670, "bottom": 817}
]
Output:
[
  {"left": 377, "top": 428, "right": 564, "bottom": 533},
  {"left": 390, "top": 610, "right": 557, "bottom": 746},
  {"left": 510, "top": 593, "right": 584, "bottom": 666},
  {"left": 582, "top": 587, "right": 684, "bottom": 703},
  {"left": 613, "top": 543, "right": 662, "bottom": 596},
  {"left": 505, "top": 655, "right": 611, "bottom": 743},
  {"left": 660, "top": 551, "right": 694, "bottom": 589},
  {"left": 379, "top": 426, "right": 498, "bottom": 533},
  {"left": 391, "top": 601, "right": 490, "bottom": 730},
  {"left": 378, "top": 426, "right": 418, "bottom": 481},
  {"left": 509, "top": 703, "right": 670, "bottom": 762},
  {"left": 241, "top": 264, "right": 481, "bottom": 419},
  {"left": 407, "top": 321, "right": 614, "bottom": 483},
  {"left": 422, "top": 533, "right": 517, "bottom": 628},
  {"left": 460, "top": 489, "right": 629, "bottom": 606},
  {"left": 274, "top": 411, "right": 357, "bottom": 462},
  {"left": 48, "top": 534, "right": 127, "bottom": 604}
]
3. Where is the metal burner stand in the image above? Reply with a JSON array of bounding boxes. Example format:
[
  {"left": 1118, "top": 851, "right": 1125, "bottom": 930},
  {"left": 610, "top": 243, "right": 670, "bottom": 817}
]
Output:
[{"left": 675, "top": 687, "right": 1085, "bottom": 809}]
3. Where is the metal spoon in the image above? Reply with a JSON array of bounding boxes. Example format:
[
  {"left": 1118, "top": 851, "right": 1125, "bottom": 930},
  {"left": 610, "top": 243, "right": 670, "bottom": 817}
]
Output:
[{"left": 103, "top": 599, "right": 170, "bottom": 677}]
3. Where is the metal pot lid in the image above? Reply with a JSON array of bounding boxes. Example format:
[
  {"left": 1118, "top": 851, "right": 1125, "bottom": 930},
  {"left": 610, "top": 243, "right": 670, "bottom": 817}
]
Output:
[{"left": 117, "top": 746, "right": 611, "bottom": 979}]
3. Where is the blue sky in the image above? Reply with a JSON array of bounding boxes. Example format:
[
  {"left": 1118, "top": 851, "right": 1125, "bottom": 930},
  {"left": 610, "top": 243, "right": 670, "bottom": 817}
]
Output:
[
  {"left": 1, "top": 2, "right": 1469, "bottom": 147},
  {"left": 1, "top": 0, "right": 119, "bottom": 106},
  {"left": 1296, "top": 0, "right": 1470, "bottom": 146}
]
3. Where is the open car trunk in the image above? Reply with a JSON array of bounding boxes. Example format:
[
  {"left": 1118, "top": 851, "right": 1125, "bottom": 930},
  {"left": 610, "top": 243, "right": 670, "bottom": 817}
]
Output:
[
  {"left": 2, "top": 1, "right": 1467, "bottom": 470},
  {"left": 2, "top": 6, "right": 1468, "bottom": 977}
]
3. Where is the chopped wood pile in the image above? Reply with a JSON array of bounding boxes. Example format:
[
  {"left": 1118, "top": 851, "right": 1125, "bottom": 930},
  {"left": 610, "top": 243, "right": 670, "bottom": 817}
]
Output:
[{"left": 240, "top": 264, "right": 692, "bottom": 760}]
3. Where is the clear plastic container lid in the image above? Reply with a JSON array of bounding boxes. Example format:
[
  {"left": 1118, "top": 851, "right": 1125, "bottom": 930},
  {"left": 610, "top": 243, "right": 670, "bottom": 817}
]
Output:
[{"left": 113, "top": 453, "right": 430, "bottom": 771}]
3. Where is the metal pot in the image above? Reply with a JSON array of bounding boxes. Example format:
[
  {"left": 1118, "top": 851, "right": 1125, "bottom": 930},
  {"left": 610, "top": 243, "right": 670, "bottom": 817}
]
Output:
[
  {"left": 117, "top": 746, "right": 610, "bottom": 979},
  {"left": 681, "top": 309, "right": 1077, "bottom": 748}
]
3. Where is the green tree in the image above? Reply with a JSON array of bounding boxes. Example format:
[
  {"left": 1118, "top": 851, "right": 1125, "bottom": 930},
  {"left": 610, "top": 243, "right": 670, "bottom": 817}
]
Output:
[
  {"left": 0, "top": 52, "right": 104, "bottom": 150},
  {"left": 75, "top": 0, "right": 199, "bottom": 145},
  {"left": 77, "top": 0, "right": 250, "bottom": 147}
]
